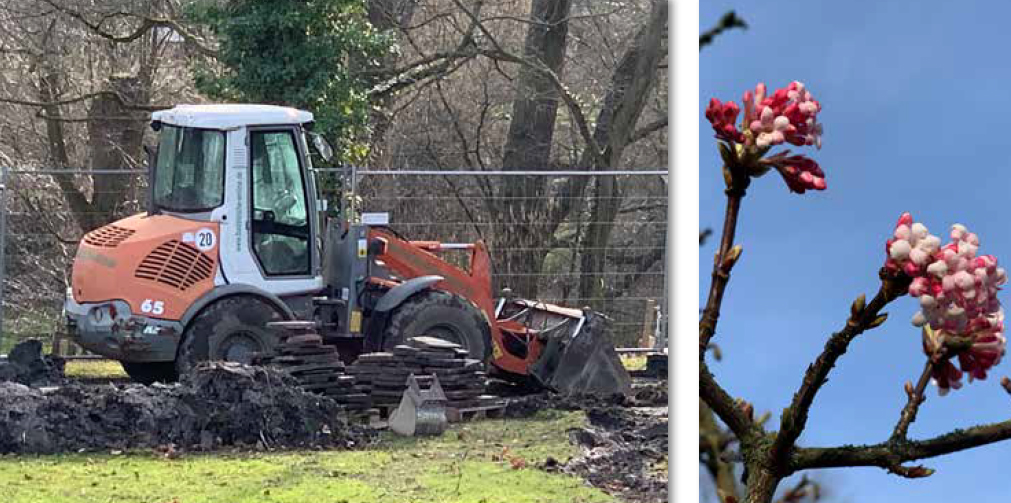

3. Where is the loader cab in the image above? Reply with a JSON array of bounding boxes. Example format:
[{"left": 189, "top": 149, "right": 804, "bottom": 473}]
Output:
[{"left": 148, "top": 105, "right": 329, "bottom": 298}]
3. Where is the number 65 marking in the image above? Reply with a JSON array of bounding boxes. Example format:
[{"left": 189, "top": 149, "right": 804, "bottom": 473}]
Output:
[{"left": 141, "top": 299, "right": 165, "bottom": 315}]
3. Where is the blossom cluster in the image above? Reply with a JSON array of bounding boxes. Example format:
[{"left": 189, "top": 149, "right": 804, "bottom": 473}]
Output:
[
  {"left": 704, "top": 81, "right": 826, "bottom": 194},
  {"left": 885, "top": 212, "right": 1007, "bottom": 394},
  {"left": 744, "top": 82, "right": 823, "bottom": 149}
]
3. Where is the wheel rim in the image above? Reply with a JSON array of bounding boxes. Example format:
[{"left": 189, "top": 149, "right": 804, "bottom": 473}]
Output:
[{"left": 215, "top": 331, "right": 263, "bottom": 364}]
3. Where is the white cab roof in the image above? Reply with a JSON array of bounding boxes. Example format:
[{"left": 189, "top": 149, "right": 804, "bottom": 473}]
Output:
[{"left": 151, "top": 104, "right": 313, "bottom": 129}]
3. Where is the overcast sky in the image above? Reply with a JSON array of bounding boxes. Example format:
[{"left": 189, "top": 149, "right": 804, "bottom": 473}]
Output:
[{"left": 700, "top": 2, "right": 1011, "bottom": 502}]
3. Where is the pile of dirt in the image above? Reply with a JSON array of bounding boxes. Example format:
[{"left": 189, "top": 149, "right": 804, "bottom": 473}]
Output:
[
  {"left": 505, "top": 381, "right": 668, "bottom": 503},
  {"left": 0, "top": 339, "right": 65, "bottom": 385},
  {"left": 0, "top": 362, "right": 374, "bottom": 454}
]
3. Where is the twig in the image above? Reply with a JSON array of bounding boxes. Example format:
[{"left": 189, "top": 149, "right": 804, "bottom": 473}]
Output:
[
  {"left": 700, "top": 228, "right": 713, "bottom": 245},
  {"left": 890, "top": 357, "right": 937, "bottom": 443},
  {"left": 698, "top": 169, "right": 749, "bottom": 358},
  {"left": 770, "top": 271, "right": 910, "bottom": 468},
  {"left": 775, "top": 475, "right": 818, "bottom": 503},
  {"left": 699, "top": 11, "right": 747, "bottom": 51},
  {"left": 700, "top": 360, "right": 755, "bottom": 441}
]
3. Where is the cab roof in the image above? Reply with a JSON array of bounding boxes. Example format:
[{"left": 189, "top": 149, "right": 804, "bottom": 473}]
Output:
[{"left": 151, "top": 104, "right": 314, "bottom": 130}]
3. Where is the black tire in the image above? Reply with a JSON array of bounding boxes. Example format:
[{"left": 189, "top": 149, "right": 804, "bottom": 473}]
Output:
[
  {"left": 175, "top": 295, "right": 286, "bottom": 376},
  {"left": 381, "top": 290, "right": 491, "bottom": 360},
  {"left": 121, "top": 361, "right": 177, "bottom": 384}
]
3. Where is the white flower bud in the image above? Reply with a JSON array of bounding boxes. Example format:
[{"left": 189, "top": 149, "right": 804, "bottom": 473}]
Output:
[
  {"left": 889, "top": 240, "right": 912, "bottom": 260},
  {"left": 927, "top": 261, "right": 948, "bottom": 277},
  {"left": 912, "top": 311, "right": 928, "bottom": 327}
]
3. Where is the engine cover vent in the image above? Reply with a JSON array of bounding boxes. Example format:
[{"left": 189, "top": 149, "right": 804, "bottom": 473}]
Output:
[
  {"left": 83, "top": 225, "right": 135, "bottom": 248},
  {"left": 135, "top": 240, "right": 214, "bottom": 290}
]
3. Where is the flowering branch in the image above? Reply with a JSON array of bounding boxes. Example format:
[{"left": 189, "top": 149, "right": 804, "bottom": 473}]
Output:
[{"left": 699, "top": 80, "right": 1011, "bottom": 500}]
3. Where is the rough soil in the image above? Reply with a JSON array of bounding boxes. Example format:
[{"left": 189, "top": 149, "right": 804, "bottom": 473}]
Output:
[
  {"left": 0, "top": 339, "right": 65, "bottom": 386},
  {"left": 0, "top": 362, "right": 375, "bottom": 454},
  {"left": 505, "top": 379, "right": 669, "bottom": 503}
]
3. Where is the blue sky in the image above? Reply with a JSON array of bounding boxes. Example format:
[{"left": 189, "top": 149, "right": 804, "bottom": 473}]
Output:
[{"left": 700, "top": 2, "right": 1011, "bottom": 502}]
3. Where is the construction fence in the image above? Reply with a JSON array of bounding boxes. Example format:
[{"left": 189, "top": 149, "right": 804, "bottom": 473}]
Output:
[{"left": 0, "top": 167, "right": 668, "bottom": 354}]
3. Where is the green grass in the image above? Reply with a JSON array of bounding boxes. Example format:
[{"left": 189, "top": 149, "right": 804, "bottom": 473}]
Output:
[
  {"left": 620, "top": 354, "right": 647, "bottom": 371},
  {"left": 63, "top": 359, "right": 128, "bottom": 379},
  {"left": 0, "top": 410, "right": 613, "bottom": 503}
]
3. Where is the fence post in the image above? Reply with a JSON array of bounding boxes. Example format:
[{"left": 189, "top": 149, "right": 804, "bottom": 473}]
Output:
[{"left": 0, "top": 166, "right": 8, "bottom": 349}]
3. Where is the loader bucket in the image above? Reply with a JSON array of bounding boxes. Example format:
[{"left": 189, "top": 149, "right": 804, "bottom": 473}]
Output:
[{"left": 499, "top": 300, "right": 632, "bottom": 397}]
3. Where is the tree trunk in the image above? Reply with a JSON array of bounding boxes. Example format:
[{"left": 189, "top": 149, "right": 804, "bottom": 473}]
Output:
[
  {"left": 88, "top": 74, "right": 149, "bottom": 224},
  {"left": 493, "top": 0, "right": 573, "bottom": 298},
  {"left": 37, "top": 69, "right": 102, "bottom": 232},
  {"left": 574, "top": 0, "right": 667, "bottom": 307},
  {"left": 365, "top": 0, "right": 418, "bottom": 161}
]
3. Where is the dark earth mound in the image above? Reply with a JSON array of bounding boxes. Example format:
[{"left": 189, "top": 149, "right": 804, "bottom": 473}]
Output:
[
  {"left": 0, "top": 362, "right": 374, "bottom": 454},
  {"left": 0, "top": 339, "right": 65, "bottom": 386}
]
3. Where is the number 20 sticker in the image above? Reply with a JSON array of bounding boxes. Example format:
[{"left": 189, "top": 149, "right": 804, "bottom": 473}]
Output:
[{"left": 193, "top": 228, "right": 216, "bottom": 252}]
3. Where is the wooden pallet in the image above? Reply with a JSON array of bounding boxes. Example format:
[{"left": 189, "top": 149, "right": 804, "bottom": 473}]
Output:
[{"left": 446, "top": 402, "right": 506, "bottom": 423}]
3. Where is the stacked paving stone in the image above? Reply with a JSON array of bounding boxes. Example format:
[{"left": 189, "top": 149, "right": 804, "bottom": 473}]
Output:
[
  {"left": 258, "top": 326, "right": 372, "bottom": 411},
  {"left": 347, "top": 336, "right": 496, "bottom": 410}
]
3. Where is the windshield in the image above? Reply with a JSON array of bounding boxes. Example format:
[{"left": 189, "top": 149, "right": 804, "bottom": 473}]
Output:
[{"left": 153, "top": 125, "right": 226, "bottom": 212}]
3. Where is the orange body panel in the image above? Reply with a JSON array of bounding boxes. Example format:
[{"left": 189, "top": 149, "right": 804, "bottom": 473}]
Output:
[
  {"left": 368, "top": 228, "right": 542, "bottom": 375},
  {"left": 72, "top": 213, "right": 219, "bottom": 321}
]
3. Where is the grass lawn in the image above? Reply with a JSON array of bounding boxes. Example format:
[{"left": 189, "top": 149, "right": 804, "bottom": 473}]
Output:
[
  {"left": 620, "top": 354, "right": 647, "bottom": 371},
  {"left": 63, "top": 359, "right": 128, "bottom": 379},
  {"left": 0, "top": 410, "right": 614, "bottom": 503}
]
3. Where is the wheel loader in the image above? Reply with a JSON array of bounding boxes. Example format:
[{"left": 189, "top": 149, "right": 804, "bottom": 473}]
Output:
[{"left": 64, "top": 104, "right": 631, "bottom": 396}]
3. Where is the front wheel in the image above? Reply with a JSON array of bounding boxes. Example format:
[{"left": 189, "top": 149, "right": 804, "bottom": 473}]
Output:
[
  {"left": 381, "top": 290, "right": 491, "bottom": 360},
  {"left": 175, "top": 295, "right": 285, "bottom": 376}
]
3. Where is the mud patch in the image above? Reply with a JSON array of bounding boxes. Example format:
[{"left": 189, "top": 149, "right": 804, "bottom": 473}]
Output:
[
  {"left": 563, "top": 406, "right": 667, "bottom": 503},
  {"left": 0, "top": 362, "right": 374, "bottom": 454},
  {"left": 506, "top": 380, "right": 668, "bottom": 502}
]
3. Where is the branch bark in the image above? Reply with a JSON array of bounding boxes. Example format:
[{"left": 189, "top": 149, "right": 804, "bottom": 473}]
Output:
[
  {"left": 771, "top": 271, "right": 911, "bottom": 468},
  {"left": 792, "top": 418, "right": 1011, "bottom": 472}
]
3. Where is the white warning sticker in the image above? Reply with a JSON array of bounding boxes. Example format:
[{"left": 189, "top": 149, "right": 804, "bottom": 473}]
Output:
[{"left": 194, "top": 228, "right": 217, "bottom": 252}]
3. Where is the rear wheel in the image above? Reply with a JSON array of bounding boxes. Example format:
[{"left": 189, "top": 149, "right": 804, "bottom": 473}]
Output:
[
  {"left": 121, "top": 361, "right": 177, "bottom": 384},
  {"left": 381, "top": 290, "right": 491, "bottom": 360},
  {"left": 175, "top": 295, "right": 286, "bottom": 376}
]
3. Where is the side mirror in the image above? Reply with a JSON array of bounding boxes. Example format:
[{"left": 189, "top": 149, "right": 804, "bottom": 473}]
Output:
[{"left": 309, "top": 132, "right": 334, "bottom": 162}]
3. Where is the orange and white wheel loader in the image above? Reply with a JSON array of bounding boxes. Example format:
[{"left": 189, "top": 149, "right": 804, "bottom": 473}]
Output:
[{"left": 64, "top": 104, "right": 631, "bottom": 395}]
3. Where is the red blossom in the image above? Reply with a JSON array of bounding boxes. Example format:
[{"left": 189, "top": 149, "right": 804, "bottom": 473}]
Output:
[
  {"left": 705, "top": 98, "right": 745, "bottom": 143},
  {"left": 762, "top": 153, "right": 826, "bottom": 194}
]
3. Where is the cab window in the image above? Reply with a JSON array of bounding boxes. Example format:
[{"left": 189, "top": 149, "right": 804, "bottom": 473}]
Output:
[{"left": 250, "top": 130, "right": 310, "bottom": 275}]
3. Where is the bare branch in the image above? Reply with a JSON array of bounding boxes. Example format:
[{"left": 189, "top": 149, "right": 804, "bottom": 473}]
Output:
[
  {"left": 699, "top": 11, "right": 747, "bottom": 51},
  {"left": 0, "top": 91, "right": 167, "bottom": 112},
  {"left": 700, "top": 360, "right": 756, "bottom": 441},
  {"left": 771, "top": 272, "right": 911, "bottom": 467},
  {"left": 36, "top": 0, "right": 216, "bottom": 57},
  {"left": 792, "top": 418, "right": 1011, "bottom": 473},
  {"left": 890, "top": 357, "right": 937, "bottom": 443},
  {"left": 630, "top": 117, "right": 668, "bottom": 143}
]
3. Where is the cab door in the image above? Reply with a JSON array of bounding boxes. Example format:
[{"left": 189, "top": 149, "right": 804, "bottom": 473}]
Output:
[{"left": 243, "top": 126, "right": 322, "bottom": 294}]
